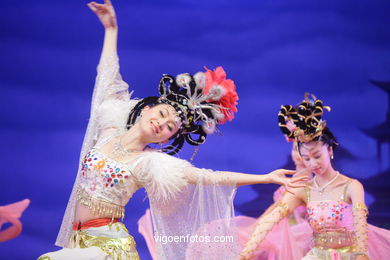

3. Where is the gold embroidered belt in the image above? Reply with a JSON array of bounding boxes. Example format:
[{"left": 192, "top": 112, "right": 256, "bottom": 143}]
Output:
[
  {"left": 313, "top": 229, "right": 354, "bottom": 249},
  {"left": 77, "top": 188, "right": 125, "bottom": 219}
]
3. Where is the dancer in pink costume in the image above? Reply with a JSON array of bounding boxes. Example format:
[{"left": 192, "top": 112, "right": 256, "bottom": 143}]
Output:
[
  {"left": 240, "top": 94, "right": 390, "bottom": 260},
  {"left": 38, "top": 1, "right": 307, "bottom": 259},
  {"left": 0, "top": 199, "right": 30, "bottom": 242}
]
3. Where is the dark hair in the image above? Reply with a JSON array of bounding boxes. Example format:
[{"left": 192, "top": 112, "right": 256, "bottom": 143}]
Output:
[
  {"left": 278, "top": 98, "right": 325, "bottom": 140},
  {"left": 297, "top": 126, "right": 339, "bottom": 153}
]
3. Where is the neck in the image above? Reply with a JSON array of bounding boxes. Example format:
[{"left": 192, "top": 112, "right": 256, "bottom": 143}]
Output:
[
  {"left": 315, "top": 165, "right": 338, "bottom": 186},
  {"left": 121, "top": 123, "right": 150, "bottom": 152}
]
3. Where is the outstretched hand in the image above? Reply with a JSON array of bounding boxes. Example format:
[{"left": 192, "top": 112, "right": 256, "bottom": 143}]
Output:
[
  {"left": 268, "top": 169, "right": 309, "bottom": 194},
  {"left": 87, "top": 0, "right": 117, "bottom": 29}
]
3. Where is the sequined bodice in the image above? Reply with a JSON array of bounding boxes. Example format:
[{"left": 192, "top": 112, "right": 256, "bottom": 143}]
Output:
[
  {"left": 78, "top": 148, "right": 140, "bottom": 207},
  {"left": 306, "top": 200, "right": 354, "bottom": 233}
]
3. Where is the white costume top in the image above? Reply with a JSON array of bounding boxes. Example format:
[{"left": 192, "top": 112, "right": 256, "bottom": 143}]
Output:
[{"left": 55, "top": 54, "right": 239, "bottom": 259}]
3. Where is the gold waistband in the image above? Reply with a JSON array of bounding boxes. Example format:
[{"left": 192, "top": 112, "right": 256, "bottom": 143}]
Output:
[
  {"left": 77, "top": 188, "right": 125, "bottom": 219},
  {"left": 313, "top": 229, "right": 354, "bottom": 249},
  {"left": 308, "top": 245, "right": 354, "bottom": 259}
]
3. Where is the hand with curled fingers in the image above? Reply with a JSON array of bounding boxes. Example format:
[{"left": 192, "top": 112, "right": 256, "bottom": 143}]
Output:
[
  {"left": 267, "top": 168, "right": 309, "bottom": 195},
  {"left": 87, "top": 0, "right": 117, "bottom": 29}
]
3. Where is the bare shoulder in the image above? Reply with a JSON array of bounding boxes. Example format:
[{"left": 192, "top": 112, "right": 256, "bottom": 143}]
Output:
[
  {"left": 349, "top": 180, "right": 365, "bottom": 198},
  {"left": 336, "top": 174, "right": 362, "bottom": 189},
  {"left": 344, "top": 176, "right": 364, "bottom": 192},
  {"left": 342, "top": 176, "right": 365, "bottom": 202}
]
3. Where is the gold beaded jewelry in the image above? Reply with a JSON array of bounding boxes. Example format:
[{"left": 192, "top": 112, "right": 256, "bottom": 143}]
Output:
[
  {"left": 352, "top": 203, "right": 369, "bottom": 256},
  {"left": 241, "top": 201, "right": 290, "bottom": 259},
  {"left": 353, "top": 203, "right": 368, "bottom": 212}
]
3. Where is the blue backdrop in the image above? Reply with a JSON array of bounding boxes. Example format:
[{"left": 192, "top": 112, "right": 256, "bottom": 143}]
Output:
[{"left": 1, "top": 0, "right": 389, "bottom": 259}]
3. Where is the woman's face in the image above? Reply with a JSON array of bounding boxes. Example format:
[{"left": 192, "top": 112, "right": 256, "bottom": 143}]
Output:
[
  {"left": 299, "top": 141, "right": 333, "bottom": 176},
  {"left": 139, "top": 104, "right": 182, "bottom": 144}
]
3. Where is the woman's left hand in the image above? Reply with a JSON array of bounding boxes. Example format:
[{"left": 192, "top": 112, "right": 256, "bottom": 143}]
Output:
[{"left": 267, "top": 169, "right": 309, "bottom": 194}]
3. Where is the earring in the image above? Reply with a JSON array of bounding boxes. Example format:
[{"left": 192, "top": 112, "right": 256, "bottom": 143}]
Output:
[{"left": 331, "top": 155, "right": 334, "bottom": 159}]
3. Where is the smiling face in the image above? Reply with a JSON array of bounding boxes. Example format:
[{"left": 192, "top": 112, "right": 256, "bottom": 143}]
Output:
[
  {"left": 138, "top": 103, "right": 182, "bottom": 144},
  {"left": 299, "top": 141, "right": 333, "bottom": 176}
]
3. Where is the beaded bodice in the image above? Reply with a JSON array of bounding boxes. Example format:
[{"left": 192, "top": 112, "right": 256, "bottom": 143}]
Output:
[
  {"left": 77, "top": 148, "right": 142, "bottom": 218},
  {"left": 306, "top": 180, "right": 354, "bottom": 233},
  {"left": 304, "top": 180, "right": 357, "bottom": 249},
  {"left": 307, "top": 200, "right": 354, "bottom": 233}
]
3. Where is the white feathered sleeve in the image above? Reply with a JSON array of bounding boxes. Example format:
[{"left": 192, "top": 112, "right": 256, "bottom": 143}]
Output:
[
  {"left": 133, "top": 151, "right": 239, "bottom": 202},
  {"left": 133, "top": 151, "right": 191, "bottom": 203}
]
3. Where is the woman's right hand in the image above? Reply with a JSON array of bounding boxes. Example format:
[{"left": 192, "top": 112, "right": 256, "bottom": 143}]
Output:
[{"left": 87, "top": 0, "right": 117, "bottom": 29}]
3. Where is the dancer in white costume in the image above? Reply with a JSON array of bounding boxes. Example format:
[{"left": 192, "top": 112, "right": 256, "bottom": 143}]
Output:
[{"left": 38, "top": 1, "right": 306, "bottom": 259}]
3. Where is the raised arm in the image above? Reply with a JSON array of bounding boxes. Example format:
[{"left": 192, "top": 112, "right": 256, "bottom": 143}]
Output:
[
  {"left": 87, "top": 0, "right": 118, "bottom": 58},
  {"left": 86, "top": 1, "right": 134, "bottom": 142},
  {"left": 348, "top": 180, "right": 370, "bottom": 260},
  {"left": 240, "top": 191, "right": 304, "bottom": 260},
  {"left": 88, "top": 0, "right": 128, "bottom": 100}
]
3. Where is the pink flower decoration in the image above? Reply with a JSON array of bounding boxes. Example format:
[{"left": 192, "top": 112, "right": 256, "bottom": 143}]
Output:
[
  {"left": 203, "top": 66, "right": 239, "bottom": 124},
  {"left": 284, "top": 120, "right": 297, "bottom": 142}
]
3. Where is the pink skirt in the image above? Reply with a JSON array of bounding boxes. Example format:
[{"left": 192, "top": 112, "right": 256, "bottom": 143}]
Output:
[{"left": 139, "top": 210, "right": 390, "bottom": 260}]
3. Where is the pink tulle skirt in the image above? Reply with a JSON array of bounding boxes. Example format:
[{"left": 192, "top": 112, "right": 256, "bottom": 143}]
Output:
[
  {"left": 139, "top": 210, "right": 390, "bottom": 260},
  {"left": 234, "top": 215, "right": 311, "bottom": 260},
  {"left": 138, "top": 209, "right": 159, "bottom": 259}
]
